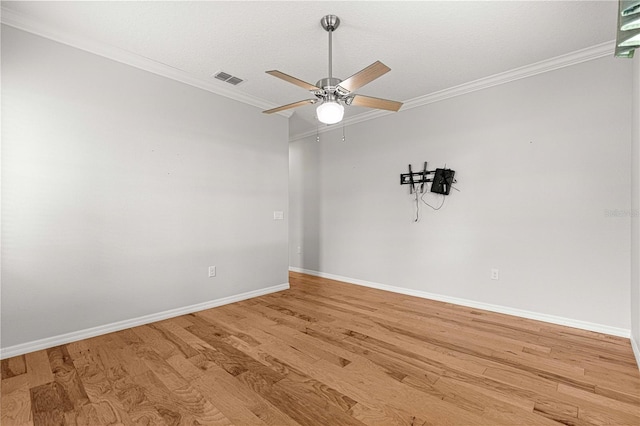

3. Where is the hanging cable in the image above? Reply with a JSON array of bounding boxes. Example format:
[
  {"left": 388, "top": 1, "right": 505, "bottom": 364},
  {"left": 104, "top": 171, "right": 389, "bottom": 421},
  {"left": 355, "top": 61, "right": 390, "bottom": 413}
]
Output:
[{"left": 421, "top": 192, "right": 446, "bottom": 210}]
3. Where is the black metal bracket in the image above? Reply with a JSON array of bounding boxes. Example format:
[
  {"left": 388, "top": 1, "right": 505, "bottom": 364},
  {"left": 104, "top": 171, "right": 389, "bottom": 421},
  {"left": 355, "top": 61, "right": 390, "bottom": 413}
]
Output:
[
  {"left": 400, "top": 171, "right": 434, "bottom": 185},
  {"left": 401, "top": 162, "right": 456, "bottom": 195},
  {"left": 400, "top": 162, "right": 432, "bottom": 194}
]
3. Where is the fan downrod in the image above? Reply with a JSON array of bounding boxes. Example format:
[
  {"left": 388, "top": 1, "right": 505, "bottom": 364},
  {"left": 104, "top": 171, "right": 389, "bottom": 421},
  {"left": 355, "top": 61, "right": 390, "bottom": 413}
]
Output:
[{"left": 321, "top": 15, "right": 340, "bottom": 79}]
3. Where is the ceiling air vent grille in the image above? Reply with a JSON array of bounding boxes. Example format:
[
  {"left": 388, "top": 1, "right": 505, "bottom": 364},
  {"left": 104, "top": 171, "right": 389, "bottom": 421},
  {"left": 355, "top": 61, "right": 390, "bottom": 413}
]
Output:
[{"left": 213, "top": 71, "right": 245, "bottom": 86}]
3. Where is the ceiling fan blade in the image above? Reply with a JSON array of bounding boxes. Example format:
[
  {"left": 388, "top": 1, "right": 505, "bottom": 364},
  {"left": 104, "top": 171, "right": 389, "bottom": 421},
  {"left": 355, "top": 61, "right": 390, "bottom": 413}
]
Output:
[
  {"left": 263, "top": 99, "right": 317, "bottom": 114},
  {"left": 349, "top": 94, "right": 403, "bottom": 112},
  {"left": 336, "top": 61, "right": 391, "bottom": 94},
  {"left": 266, "top": 70, "right": 321, "bottom": 91}
]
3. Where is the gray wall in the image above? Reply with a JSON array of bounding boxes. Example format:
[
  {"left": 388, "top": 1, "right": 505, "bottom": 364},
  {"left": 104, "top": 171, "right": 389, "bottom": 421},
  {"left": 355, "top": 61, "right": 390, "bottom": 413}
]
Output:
[
  {"left": 1, "top": 26, "right": 289, "bottom": 349},
  {"left": 289, "top": 134, "right": 321, "bottom": 270},
  {"left": 632, "top": 54, "right": 640, "bottom": 354},
  {"left": 290, "top": 55, "right": 633, "bottom": 330}
]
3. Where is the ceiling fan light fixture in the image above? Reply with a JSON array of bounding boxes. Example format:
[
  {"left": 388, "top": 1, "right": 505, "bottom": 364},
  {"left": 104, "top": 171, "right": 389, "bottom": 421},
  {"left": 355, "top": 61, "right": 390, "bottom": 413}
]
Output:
[
  {"left": 262, "top": 15, "right": 403, "bottom": 119},
  {"left": 316, "top": 101, "right": 344, "bottom": 124}
]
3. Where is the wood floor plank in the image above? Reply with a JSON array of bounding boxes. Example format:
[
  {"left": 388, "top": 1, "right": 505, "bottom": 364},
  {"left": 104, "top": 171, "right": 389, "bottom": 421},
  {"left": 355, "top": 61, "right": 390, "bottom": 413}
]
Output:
[
  {"left": 1, "top": 380, "right": 33, "bottom": 425},
  {"left": 112, "top": 376, "right": 168, "bottom": 425},
  {"left": 2, "top": 355, "right": 27, "bottom": 380},
  {"left": 24, "top": 352, "right": 54, "bottom": 389},
  {"left": 149, "top": 322, "right": 202, "bottom": 359},
  {"left": 259, "top": 323, "right": 353, "bottom": 368},
  {"left": 134, "top": 369, "right": 233, "bottom": 425},
  {"left": 70, "top": 346, "right": 134, "bottom": 425},
  {"left": 46, "top": 345, "right": 89, "bottom": 411},
  {"left": 196, "top": 311, "right": 262, "bottom": 347},
  {"left": 433, "top": 376, "right": 562, "bottom": 425},
  {"left": 1, "top": 373, "right": 31, "bottom": 396},
  {"left": 185, "top": 355, "right": 293, "bottom": 426},
  {"left": 245, "top": 350, "right": 358, "bottom": 412},
  {"left": 347, "top": 402, "right": 429, "bottom": 426},
  {"left": 131, "top": 324, "right": 182, "bottom": 360},
  {"left": 242, "top": 372, "right": 366, "bottom": 426},
  {"left": 2, "top": 271, "right": 639, "bottom": 425},
  {"left": 30, "top": 381, "right": 73, "bottom": 426},
  {"left": 558, "top": 382, "right": 640, "bottom": 417},
  {"left": 73, "top": 400, "right": 123, "bottom": 426},
  {"left": 342, "top": 358, "right": 490, "bottom": 425},
  {"left": 83, "top": 333, "right": 167, "bottom": 425}
]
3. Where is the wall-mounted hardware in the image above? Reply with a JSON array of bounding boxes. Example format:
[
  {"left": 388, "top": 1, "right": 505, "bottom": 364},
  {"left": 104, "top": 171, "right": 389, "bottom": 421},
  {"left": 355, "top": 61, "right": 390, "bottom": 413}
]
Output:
[
  {"left": 431, "top": 168, "right": 456, "bottom": 195},
  {"left": 400, "top": 163, "right": 456, "bottom": 195},
  {"left": 402, "top": 162, "right": 458, "bottom": 222}
]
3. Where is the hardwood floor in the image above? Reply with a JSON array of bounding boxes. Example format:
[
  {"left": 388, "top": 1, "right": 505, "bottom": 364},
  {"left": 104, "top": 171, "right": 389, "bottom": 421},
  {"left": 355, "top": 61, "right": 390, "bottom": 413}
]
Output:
[{"left": 2, "top": 271, "right": 639, "bottom": 425}]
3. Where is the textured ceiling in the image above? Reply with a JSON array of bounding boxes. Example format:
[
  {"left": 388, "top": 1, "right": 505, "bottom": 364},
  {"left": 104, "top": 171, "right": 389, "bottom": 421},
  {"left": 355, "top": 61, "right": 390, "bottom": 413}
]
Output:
[{"left": 2, "top": 1, "right": 619, "bottom": 138}]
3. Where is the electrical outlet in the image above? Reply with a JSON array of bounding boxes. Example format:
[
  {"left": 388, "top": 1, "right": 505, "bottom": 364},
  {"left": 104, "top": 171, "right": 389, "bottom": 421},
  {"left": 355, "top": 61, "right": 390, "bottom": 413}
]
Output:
[
  {"left": 208, "top": 266, "right": 216, "bottom": 278},
  {"left": 297, "top": 246, "right": 302, "bottom": 254},
  {"left": 273, "top": 211, "right": 284, "bottom": 220},
  {"left": 491, "top": 268, "right": 499, "bottom": 280}
]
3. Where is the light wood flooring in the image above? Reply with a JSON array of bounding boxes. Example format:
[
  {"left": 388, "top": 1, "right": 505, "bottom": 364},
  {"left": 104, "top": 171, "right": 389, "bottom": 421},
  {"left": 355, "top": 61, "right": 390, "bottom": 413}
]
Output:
[{"left": 2, "top": 272, "right": 639, "bottom": 425}]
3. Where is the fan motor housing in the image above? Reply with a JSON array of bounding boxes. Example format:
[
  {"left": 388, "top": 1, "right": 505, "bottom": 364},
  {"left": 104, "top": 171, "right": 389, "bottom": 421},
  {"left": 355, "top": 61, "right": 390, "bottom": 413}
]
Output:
[{"left": 316, "top": 77, "right": 342, "bottom": 90}]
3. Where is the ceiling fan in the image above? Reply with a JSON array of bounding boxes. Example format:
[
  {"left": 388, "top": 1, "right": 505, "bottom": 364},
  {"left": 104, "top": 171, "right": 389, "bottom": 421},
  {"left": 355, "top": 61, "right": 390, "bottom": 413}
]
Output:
[{"left": 263, "top": 15, "right": 403, "bottom": 124}]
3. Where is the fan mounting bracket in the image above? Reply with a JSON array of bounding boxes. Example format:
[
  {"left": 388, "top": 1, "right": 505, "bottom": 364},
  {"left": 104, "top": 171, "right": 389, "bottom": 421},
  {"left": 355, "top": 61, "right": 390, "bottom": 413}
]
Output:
[{"left": 321, "top": 15, "right": 340, "bottom": 32}]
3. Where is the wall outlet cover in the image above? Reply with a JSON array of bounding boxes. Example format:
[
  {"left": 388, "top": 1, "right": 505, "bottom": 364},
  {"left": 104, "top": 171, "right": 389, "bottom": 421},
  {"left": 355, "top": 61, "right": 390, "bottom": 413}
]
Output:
[{"left": 491, "top": 268, "right": 499, "bottom": 280}]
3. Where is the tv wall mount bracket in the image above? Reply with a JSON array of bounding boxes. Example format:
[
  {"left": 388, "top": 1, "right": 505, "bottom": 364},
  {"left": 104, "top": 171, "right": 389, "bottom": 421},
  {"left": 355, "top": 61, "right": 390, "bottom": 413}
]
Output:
[{"left": 400, "top": 162, "right": 456, "bottom": 195}]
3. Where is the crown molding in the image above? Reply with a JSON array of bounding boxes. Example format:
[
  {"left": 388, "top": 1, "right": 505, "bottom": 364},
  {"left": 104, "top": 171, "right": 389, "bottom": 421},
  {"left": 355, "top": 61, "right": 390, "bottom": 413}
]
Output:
[
  {"left": 0, "top": 7, "right": 293, "bottom": 118},
  {"left": 289, "top": 40, "right": 616, "bottom": 142}
]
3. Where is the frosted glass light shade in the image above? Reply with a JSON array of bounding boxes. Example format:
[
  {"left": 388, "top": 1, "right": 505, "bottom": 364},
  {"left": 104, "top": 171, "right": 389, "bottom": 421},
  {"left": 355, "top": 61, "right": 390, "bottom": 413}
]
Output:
[{"left": 316, "top": 101, "right": 344, "bottom": 124}]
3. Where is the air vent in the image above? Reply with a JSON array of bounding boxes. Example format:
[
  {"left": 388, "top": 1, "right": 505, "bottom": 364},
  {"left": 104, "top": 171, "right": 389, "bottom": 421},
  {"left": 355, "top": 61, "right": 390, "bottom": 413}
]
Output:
[
  {"left": 226, "top": 76, "right": 243, "bottom": 85},
  {"left": 213, "top": 71, "right": 244, "bottom": 86}
]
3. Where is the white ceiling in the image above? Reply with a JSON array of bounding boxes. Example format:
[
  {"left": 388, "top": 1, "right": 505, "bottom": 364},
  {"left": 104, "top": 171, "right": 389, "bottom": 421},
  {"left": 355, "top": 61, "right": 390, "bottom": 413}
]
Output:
[{"left": 2, "top": 1, "right": 619, "bottom": 138}]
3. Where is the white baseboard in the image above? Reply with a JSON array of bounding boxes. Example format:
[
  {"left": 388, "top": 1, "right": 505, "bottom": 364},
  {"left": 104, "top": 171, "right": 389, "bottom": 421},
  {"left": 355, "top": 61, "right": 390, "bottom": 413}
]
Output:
[
  {"left": 632, "top": 336, "right": 640, "bottom": 370},
  {"left": 289, "top": 267, "right": 631, "bottom": 339},
  {"left": 0, "top": 283, "right": 289, "bottom": 360}
]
